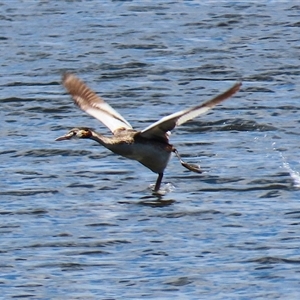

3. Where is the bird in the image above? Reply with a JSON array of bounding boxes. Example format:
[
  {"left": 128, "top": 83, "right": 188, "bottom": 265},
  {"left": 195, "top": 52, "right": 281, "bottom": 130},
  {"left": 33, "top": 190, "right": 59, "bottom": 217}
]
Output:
[{"left": 56, "top": 73, "right": 241, "bottom": 192}]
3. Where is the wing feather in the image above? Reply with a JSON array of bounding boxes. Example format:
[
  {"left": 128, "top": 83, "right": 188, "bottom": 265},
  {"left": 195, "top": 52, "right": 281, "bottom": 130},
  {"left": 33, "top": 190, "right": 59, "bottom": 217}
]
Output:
[
  {"left": 139, "top": 82, "right": 241, "bottom": 142},
  {"left": 62, "top": 73, "right": 132, "bottom": 133}
]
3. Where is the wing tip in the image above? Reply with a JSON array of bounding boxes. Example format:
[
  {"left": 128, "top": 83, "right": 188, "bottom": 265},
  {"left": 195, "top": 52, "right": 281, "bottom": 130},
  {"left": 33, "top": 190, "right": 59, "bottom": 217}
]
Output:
[
  {"left": 232, "top": 81, "right": 242, "bottom": 93},
  {"left": 219, "top": 81, "right": 242, "bottom": 102},
  {"left": 62, "top": 72, "right": 76, "bottom": 86}
]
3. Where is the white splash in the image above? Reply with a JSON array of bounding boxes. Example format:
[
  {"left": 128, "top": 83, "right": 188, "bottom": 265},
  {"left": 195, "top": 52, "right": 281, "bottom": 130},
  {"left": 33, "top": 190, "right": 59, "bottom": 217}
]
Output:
[
  {"left": 282, "top": 159, "right": 300, "bottom": 188},
  {"left": 271, "top": 141, "right": 300, "bottom": 188},
  {"left": 276, "top": 146, "right": 300, "bottom": 188},
  {"left": 149, "top": 183, "right": 175, "bottom": 195}
]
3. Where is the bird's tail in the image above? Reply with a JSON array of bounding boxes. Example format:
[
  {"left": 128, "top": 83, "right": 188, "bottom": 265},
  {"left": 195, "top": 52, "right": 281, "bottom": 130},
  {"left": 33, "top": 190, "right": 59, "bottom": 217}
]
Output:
[{"left": 173, "top": 149, "right": 202, "bottom": 173}]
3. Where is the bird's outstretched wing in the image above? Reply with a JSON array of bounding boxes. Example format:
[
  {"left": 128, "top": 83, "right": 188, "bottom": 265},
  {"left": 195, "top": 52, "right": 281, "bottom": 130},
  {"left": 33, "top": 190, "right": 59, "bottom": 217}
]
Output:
[
  {"left": 62, "top": 73, "right": 133, "bottom": 133},
  {"left": 139, "top": 82, "right": 242, "bottom": 142}
]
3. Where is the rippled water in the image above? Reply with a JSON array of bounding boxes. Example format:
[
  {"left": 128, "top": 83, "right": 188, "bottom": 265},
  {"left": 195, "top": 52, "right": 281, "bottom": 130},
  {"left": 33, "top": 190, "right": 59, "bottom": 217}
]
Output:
[{"left": 1, "top": 1, "right": 300, "bottom": 299}]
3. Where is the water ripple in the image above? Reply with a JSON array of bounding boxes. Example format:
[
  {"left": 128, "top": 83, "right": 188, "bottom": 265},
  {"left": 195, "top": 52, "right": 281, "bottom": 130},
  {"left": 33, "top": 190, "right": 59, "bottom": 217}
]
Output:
[{"left": 1, "top": 1, "right": 300, "bottom": 299}]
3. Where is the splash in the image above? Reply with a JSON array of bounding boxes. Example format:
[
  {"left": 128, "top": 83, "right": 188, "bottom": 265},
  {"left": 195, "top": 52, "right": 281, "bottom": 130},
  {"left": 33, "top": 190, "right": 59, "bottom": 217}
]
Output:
[
  {"left": 274, "top": 143, "right": 300, "bottom": 188},
  {"left": 149, "top": 183, "right": 175, "bottom": 195},
  {"left": 282, "top": 159, "right": 300, "bottom": 188}
]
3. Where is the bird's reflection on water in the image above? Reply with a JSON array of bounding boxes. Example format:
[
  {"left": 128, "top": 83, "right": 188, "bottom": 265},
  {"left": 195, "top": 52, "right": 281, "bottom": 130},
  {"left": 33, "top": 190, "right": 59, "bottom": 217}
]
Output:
[{"left": 137, "top": 195, "right": 176, "bottom": 207}]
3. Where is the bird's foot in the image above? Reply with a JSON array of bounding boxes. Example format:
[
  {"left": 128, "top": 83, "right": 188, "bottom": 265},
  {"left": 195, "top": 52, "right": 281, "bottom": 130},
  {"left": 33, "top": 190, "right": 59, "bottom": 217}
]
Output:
[{"left": 173, "top": 148, "right": 202, "bottom": 174}]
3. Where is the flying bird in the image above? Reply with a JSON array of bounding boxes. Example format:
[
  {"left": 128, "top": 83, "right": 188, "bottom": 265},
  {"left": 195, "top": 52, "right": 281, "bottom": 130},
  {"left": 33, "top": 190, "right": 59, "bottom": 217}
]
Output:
[{"left": 56, "top": 73, "right": 241, "bottom": 192}]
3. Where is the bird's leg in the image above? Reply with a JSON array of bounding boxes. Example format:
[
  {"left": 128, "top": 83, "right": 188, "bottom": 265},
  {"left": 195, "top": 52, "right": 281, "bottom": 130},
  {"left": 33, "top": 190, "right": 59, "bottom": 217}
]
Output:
[
  {"left": 173, "top": 149, "right": 202, "bottom": 173},
  {"left": 154, "top": 173, "right": 164, "bottom": 192}
]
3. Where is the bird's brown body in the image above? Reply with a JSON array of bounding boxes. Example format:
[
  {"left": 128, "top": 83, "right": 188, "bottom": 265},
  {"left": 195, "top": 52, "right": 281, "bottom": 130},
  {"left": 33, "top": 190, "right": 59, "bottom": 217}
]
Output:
[
  {"left": 85, "top": 128, "right": 173, "bottom": 174},
  {"left": 56, "top": 73, "right": 241, "bottom": 192}
]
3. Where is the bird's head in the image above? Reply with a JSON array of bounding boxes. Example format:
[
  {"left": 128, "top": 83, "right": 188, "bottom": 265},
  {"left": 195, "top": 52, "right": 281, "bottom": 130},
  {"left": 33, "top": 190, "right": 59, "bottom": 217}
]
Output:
[{"left": 55, "top": 127, "right": 93, "bottom": 141}]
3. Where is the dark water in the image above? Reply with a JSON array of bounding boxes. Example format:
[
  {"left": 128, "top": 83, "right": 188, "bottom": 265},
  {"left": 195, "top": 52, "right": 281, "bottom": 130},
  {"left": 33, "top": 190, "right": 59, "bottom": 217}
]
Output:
[{"left": 1, "top": 1, "right": 300, "bottom": 299}]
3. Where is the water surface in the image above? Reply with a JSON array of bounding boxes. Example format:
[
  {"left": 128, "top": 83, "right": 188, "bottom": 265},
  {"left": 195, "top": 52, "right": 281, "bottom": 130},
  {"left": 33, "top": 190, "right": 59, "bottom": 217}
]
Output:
[{"left": 1, "top": 1, "right": 300, "bottom": 299}]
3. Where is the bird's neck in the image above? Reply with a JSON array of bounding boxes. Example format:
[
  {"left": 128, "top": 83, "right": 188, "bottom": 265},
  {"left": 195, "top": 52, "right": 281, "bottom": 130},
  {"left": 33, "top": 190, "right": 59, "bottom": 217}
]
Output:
[{"left": 89, "top": 131, "right": 112, "bottom": 147}]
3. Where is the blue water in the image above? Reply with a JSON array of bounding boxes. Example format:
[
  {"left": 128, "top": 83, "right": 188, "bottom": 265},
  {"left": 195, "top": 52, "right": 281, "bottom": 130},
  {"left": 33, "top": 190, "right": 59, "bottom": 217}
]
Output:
[{"left": 1, "top": 1, "right": 300, "bottom": 299}]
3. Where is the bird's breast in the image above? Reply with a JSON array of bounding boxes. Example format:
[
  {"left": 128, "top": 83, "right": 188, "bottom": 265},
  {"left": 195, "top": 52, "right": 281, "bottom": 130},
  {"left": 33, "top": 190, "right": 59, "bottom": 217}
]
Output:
[{"left": 108, "top": 140, "right": 173, "bottom": 174}]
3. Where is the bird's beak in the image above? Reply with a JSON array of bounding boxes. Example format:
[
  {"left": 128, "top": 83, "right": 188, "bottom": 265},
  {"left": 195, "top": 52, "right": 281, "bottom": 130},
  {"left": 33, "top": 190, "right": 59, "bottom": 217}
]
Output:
[{"left": 55, "top": 132, "right": 73, "bottom": 141}]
